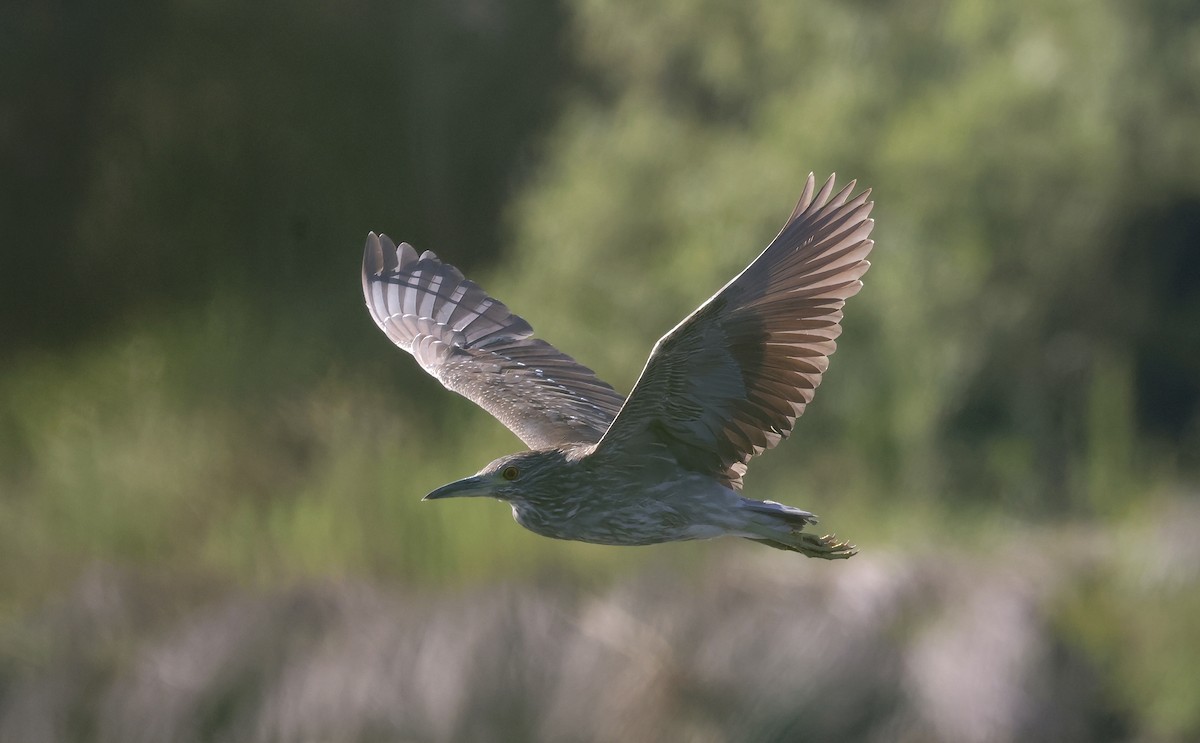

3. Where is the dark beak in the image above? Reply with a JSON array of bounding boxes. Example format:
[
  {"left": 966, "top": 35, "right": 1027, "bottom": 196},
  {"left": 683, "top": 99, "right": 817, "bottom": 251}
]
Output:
[{"left": 423, "top": 475, "right": 493, "bottom": 501}]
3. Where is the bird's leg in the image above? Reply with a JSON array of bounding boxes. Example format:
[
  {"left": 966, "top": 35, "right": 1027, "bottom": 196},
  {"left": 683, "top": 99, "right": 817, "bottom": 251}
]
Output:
[{"left": 794, "top": 531, "right": 857, "bottom": 560}]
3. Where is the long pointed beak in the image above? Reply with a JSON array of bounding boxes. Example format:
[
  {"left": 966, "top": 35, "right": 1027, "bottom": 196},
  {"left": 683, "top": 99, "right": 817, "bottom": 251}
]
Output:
[{"left": 423, "top": 475, "right": 494, "bottom": 501}]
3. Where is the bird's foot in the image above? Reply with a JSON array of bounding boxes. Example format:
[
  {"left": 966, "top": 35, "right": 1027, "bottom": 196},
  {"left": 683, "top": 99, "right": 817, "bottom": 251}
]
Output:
[{"left": 795, "top": 531, "right": 857, "bottom": 560}]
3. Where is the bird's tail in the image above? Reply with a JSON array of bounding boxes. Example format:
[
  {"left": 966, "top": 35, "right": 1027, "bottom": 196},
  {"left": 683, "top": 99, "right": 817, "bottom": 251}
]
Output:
[{"left": 737, "top": 499, "right": 857, "bottom": 559}]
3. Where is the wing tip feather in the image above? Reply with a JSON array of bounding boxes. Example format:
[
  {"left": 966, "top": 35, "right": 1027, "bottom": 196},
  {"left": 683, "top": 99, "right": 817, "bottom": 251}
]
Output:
[
  {"left": 788, "top": 173, "right": 818, "bottom": 222},
  {"left": 363, "top": 232, "right": 384, "bottom": 276}
]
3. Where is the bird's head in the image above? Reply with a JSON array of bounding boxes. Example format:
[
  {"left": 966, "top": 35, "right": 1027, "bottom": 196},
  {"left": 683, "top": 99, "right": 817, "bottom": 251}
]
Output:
[{"left": 422, "top": 449, "right": 572, "bottom": 505}]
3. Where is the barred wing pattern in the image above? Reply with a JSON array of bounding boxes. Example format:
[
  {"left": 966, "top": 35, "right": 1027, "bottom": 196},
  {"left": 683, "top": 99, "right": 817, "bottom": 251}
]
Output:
[
  {"left": 363, "top": 233, "right": 626, "bottom": 449},
  {"left": 596, "top": 174, "right": 875, "bottom": 490}
]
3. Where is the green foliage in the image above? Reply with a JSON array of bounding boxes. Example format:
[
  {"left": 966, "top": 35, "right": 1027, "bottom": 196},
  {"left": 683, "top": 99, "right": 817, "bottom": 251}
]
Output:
[
  {"left": 2, "top": 0, "right": 1199, "bottom": 735},
  {"left": 0, "top": 304, "right": 678, "bottom": 613},
  {"left": 501, "top": 0, "right": 1200, "bottom": 512},
  {"left": 1, "top": 0, "right": 1198, "bottom": 672},
  {"left": 1054, "top": 512, "right": 1200, "bottom": 739}
]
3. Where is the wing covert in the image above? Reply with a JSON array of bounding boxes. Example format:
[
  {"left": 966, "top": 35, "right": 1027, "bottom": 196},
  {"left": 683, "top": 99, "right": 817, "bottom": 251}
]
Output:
[{"left": 363, "top": 233, "right": 625, "bottom": 449}]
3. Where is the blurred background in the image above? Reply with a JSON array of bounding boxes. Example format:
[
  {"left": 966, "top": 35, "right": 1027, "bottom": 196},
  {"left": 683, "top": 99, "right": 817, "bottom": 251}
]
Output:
[{"left": 2, "top": 0, "right": 1199, "bottom": 740}]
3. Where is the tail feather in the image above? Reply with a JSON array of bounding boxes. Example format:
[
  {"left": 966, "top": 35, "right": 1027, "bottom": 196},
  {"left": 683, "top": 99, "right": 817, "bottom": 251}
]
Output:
[
  {"left": 740, "top": 498, "right": 818, "bottom": 526},
  {"left": 737, "top": 498, "right": 856, "bottom": 559}
]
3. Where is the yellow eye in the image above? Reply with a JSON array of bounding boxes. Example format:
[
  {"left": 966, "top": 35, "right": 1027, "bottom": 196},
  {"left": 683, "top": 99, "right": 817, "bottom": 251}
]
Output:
[{"left": 501, "top": 465, "right": 520, "bottom": 481}]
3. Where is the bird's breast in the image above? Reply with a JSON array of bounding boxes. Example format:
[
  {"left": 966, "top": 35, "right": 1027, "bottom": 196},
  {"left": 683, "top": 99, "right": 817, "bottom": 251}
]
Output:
[{"left": 508, "top": 475, "right": 740, "bottom": 546}]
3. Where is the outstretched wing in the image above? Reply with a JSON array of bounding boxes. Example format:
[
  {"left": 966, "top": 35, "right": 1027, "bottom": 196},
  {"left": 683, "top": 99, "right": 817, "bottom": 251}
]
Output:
[
  {"left": 595, "top": 174, "right": 875, "bottom": 489},
  {"left": 362, "top": 233, "right": 626, "bottom": 449}
]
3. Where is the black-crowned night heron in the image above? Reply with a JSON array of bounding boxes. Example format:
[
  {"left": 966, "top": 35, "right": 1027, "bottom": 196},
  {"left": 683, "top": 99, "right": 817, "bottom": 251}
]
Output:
[{"left": 362, "top": 174, "right": 873, "bottom": 558}]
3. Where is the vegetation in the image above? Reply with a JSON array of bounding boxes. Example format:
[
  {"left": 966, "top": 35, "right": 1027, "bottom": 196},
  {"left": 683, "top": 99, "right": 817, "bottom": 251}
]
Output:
[{"left": 1, "top": 0, "right": 1198, "bottom": 738}]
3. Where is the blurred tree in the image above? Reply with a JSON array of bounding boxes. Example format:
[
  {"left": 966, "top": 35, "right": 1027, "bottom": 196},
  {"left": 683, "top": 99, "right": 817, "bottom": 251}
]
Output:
[
  {"left": 1, "top": 0, "right": 570, "bottom": 358},
  {"left": 497, "top": 0, "right": 1200, "bottom": 512},
  {"left": 1, "top": 0, "right": 1198, "bottom": 607},
  {"left": 3, "top": 4, "right": 1200, "bottom": 738},
  {"left": 0, "top": 0, "right": 582, "bottom": 601}
]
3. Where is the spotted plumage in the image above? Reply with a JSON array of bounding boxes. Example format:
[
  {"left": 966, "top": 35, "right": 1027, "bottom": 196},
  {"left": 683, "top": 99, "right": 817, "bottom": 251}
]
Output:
[{"left": 363, "top": 173, "right": 873, "bottom": 558}]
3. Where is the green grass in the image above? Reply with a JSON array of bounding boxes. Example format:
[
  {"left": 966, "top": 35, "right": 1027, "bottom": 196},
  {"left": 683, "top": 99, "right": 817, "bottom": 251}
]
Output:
[
  {"left": 0, "top": 308, "right": 709, "bottom": 610},
  {"left": 2, "top": 299, "right": 1197, "bottom": 741},
  {"left": 0, "top": 296, "right": 1179, "bottom": 601}
]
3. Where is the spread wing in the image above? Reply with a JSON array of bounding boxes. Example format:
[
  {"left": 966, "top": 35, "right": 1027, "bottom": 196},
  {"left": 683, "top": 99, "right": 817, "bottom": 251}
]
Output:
[
  {"left": 362, "top": 233, "right": 626, "bottom": 449},
  {"left": 594, "top": 174, "right": 875, "bottom": 489}
]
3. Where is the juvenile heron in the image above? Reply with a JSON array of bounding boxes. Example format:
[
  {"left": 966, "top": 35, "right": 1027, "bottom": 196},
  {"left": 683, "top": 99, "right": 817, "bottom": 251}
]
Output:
[{"left": 362, "top": 173, "right": 873, "bottom": 558}]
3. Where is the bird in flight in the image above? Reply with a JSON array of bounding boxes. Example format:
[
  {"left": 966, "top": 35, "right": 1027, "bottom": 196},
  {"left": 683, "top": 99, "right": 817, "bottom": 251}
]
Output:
[{"left": 362, "top": 174, "right": 873, "bottom": 558}]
